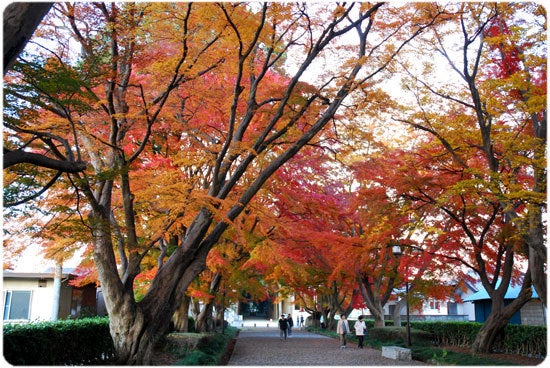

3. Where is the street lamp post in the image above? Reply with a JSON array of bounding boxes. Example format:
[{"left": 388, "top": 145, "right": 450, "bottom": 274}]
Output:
[
  {"left": 392, "top": 244, "right": 411, "bottom": 347},
  {"left": 404, "top": 266, "right": 411, "bottom": 347},
  {"left": 222, "top": 289, "right": 226, "bottom": 334}
]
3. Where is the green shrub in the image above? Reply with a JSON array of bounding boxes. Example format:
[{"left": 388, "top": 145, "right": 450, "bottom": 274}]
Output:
[
  {"left": 410, "top": 321, "right": 479, "bottom": 347},
  {"left": 369, "top": 326, "right": 432, "bottom": 345},
  {"left": 176, "top": 326, "right": 238, "bottom": 366},
  {"left": 3, "top": 317, "right": 116, "bottom": 365},
  {"left": 180, "top": 350, "right": 216, "bottom": 365},
  {"left": 195, "top": 332, "right": 227, "bottom": 355},
  {"left": 362, "top": 319, "right": 376, "bottom": 329},
  {"left": 495, "top": 324, "right": 546, "bottom": 358},
  {"left": 411, "top": 321, "right": 546, "bottom": 358}
]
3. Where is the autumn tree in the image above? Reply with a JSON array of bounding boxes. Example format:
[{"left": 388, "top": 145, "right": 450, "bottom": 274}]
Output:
[
  {"left": 389, "top": 2, "right": 546, "bottom": 353},
  {"left": 262, "top": 147, "right": 360, "bottom": 328},
  {"left": 4, "top": 2, "right": 443, "bottom": 364},
  {"left": 347, "top": 139, "right": 470, "bottom": 329}
]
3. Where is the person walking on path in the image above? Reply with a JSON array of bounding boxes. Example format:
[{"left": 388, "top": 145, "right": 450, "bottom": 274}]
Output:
[
  {"left": 279, "top": 315, "right": 289, "bottom": 340},
  {"left": 354, "top": 316, "right": 367, "bottom": 349},
  {"left": 287, "top": 315, "right": 294, "bottom": 336},
  {"left": 336, "top": 314, "right": 350, "bottom": 349}
]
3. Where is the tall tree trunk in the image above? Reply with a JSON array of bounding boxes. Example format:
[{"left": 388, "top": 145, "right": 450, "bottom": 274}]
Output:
[
  {"left": 327, "top": 311, "right": 337, "bottom": 330},
  {"left": 357, "top": 273, "right": 396, "bottom": 328},
  {"left": 107, "top": 255, "right": 209, "bottom": 364},
  {"left": 367, "top": 301, "right": 386, "bottom": 327},
  {"left": 522, "top": 36, "right": 546, "bottom": 309},
  {"left": 195, "top": 272, "right": 222, "bottom": 332},
  {"left": 526, "top": 200, "right": 546, "bottom": 307},
  {"left": 3, "top": 2, "right": 53, "bottom": 75},
  {"left": 529, "top": 244, "right": 546, "bottom": 307},
  {"left": 50, "top": 262, "right": 62, "bottom": 321},
  {"left": 190, "top": 298, "right": 201, "bottom": 322},
  {"left": 172, "top": 295, "right": 191, "bottom": 332},
  {"left": 471, "top": 274, "right": 533, "bottom": 354},
  {"left": 471, "top": 312, "right": 509, "bottom": 354},
  {"left": 392, "top": 298, "right": 407, "bottom": 327},
  {"left": 195, "top": 301, "right": 216, "bottom": 333},
  {"left": 109, "top": 307, "right": 154, "bottom": 365},
  {"left": 93, "top": 207, "right": 214, "bottom": 364},
  {"left": 215, "top": 301, "right": 224, "bottom": 330}
]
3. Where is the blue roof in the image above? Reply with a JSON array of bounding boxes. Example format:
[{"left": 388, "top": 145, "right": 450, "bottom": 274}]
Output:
[{"left": 464, "top": 283, "right": 539, "bottom": 302}]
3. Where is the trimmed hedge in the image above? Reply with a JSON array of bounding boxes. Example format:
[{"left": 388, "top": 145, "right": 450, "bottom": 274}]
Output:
[
  {"left": 3, "top": 317, "right": 116, "bottom": 365},
  {"left": 410, "top": 321, "right": 478, "bottom": 347},
  {"left": 369, "top": 325, "right": 433, "bottom": 345},
  {"left": 494, "top": 324, "right": 546, "bottom": 357},
  {"left": 361, "top": 319, "right": 546, "bottom": 358},
  {"left": 410, "top": 321, "right": 546, "bottom": 358}
]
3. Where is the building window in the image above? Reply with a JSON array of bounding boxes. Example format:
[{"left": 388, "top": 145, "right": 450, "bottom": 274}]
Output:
[
  {"left": 448, "top": 302, "right": 458, "bottom": 315},
  {"left": 3, "top": 290, "right": 32, "bottom": 320},
  {"left": 71, "top": 289, "right": 83, "bottom": 318},
  {"left": 429, "top": 299, "right": 440, "bottom": 310}
]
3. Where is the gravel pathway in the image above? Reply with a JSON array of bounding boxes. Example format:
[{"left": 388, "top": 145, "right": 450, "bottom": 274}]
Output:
[{"left": 227, "top": 327, "right": 428, "bottom": 366}]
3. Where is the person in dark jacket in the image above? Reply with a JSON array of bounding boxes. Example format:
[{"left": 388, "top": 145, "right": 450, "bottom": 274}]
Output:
[
  {"left": 287, "top": 315, "right": 294, "bottom": 336},
  {"left": 278, "top": 315, "right": 288, "bottom": 340}
]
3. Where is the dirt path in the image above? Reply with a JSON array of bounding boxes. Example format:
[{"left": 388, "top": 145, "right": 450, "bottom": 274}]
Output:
[{"left": 227, "top": 327, "right": 427, "bottom": 366}]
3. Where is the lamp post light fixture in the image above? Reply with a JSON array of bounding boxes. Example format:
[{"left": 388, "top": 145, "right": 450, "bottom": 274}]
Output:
[{"left": 392, "top": 243, "right": 412, "bottom": 347}]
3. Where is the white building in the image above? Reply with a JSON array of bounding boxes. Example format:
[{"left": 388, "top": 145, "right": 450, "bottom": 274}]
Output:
[{"left": 3, "top": 270, "right": 98, "bottom": 322}]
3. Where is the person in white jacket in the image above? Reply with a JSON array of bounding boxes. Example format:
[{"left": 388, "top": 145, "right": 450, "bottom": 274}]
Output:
[
  {"left": 336, "top": 314, "right": 350, "bottom": 349},
  {"left": 354, "top": 316, "right": 367, "bottom": 348}
]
